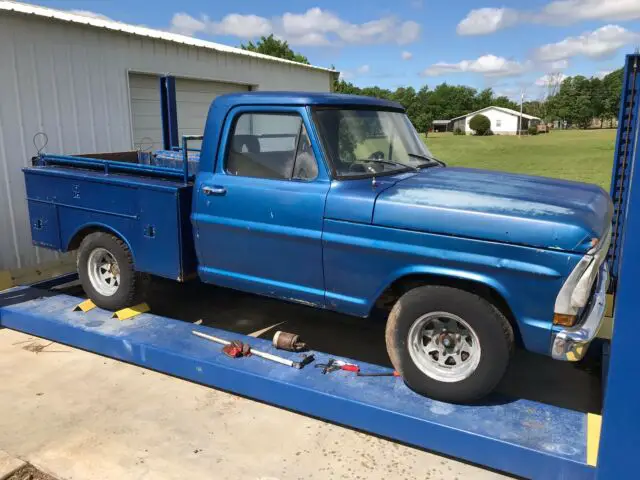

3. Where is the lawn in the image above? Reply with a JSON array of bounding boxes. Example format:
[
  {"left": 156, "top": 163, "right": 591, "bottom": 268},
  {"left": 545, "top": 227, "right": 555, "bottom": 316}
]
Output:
[{"left": 423, "top": 129, "right": 616, "bottom": 190}]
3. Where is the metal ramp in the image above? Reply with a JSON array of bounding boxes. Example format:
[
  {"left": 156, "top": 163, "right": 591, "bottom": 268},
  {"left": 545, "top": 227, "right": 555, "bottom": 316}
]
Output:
[{"left": 0, "top": 280, "right": 595, "bottom": 480}]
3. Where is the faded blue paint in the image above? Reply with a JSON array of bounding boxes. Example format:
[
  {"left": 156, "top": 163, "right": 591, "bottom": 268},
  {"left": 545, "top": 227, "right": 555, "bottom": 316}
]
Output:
[
  {"left": 375, "top": 167, "right": 612, "bottom": 253},
  {"left": 22, "top": 91, "right": 612, "bottom": 360},
  {"left": 0, "top": 285, "right": 593, "bottom": 480}
]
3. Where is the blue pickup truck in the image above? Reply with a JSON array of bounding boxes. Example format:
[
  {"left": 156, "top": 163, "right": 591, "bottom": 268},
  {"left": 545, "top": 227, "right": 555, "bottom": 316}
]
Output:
[{"left": 23, "top": 92, "right": 612, "bottom": 402}]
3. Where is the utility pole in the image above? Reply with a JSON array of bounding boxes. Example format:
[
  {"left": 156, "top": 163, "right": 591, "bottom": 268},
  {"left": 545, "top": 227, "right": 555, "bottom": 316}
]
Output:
[{"left": 518, "top": 89, "right": 525, "bottom": 137}]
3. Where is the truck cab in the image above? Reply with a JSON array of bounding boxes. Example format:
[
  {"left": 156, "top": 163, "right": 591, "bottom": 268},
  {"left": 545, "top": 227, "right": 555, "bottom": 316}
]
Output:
[{"left": 23, "top": 92, "right": 612, "bottom": 403}]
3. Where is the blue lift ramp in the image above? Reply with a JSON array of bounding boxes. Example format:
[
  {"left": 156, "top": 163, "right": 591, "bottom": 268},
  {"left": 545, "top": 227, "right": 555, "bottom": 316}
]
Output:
[{"left": 0, "top": 282, "right": 595, "bottom": 480}]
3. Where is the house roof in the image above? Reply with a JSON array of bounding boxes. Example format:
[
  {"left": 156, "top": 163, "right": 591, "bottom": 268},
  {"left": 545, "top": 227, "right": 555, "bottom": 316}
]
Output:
[
  {"left": 450, "top": 106, "right": 540, "bottom": 122},
  {"left": 0, "top": 1, "right": 336, "bottom": 74},
  {"left": 432, "top": 120, "right": 450, "bottom": 125}
]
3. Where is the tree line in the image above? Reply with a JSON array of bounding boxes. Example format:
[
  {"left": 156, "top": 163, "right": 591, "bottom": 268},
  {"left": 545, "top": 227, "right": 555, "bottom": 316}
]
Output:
[
  {"left": 335, "top": 71, "right": 625, "bottom": 132},
  {"left": 523, "top": 70, "right": 623, "bottom": 129},
  {"left": 333, "top": 80, "right": 519, "bottom": 133},
  {"left": 241, "top": 35, "right": 625, "bottom": 131}
]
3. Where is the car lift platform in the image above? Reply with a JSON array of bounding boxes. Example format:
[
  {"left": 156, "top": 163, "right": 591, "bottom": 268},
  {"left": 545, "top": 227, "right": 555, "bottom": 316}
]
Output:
[{"left": 0, "top": 277, "right": 596, "bottom": 480}]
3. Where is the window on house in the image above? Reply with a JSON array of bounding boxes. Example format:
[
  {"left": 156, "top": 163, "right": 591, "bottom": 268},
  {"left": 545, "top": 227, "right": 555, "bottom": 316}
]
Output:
[
  {"left": 496, "top": 119, "right": 502, "bottom": 127},
  {"left": 226, "top": 113, "right": 318, "bottom": 181}
]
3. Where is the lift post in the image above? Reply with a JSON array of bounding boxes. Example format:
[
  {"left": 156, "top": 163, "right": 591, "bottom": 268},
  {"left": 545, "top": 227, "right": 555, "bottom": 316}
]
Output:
[{"left": 597, "top": 54, "right": 640, "bottom": 478}]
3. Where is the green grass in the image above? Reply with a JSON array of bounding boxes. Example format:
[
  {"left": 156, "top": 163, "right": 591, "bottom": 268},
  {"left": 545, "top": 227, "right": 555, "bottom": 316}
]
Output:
[{"left": 423, "top": 130, "right": 616, "bottom": 190}]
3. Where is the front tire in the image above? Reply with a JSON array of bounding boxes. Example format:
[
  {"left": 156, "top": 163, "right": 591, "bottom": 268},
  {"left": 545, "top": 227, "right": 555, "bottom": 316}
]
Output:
[
  {"left": 385, "top": 285, "right": 513, "bottom": 403},
  {"left": 77, "top": 232, "right": 142, "bottom": 311}
]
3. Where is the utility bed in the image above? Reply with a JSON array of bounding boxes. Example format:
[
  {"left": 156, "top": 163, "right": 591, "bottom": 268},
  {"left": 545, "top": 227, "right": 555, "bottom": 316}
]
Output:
[{"left": 24, "top": 146, "right": 200, "bottom": 281}]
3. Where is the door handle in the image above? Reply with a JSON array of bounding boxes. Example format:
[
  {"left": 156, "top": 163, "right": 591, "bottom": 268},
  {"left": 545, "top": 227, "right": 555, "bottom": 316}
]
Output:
[{"left": 202, "top": 185, "right": 226, "bottom": 196}]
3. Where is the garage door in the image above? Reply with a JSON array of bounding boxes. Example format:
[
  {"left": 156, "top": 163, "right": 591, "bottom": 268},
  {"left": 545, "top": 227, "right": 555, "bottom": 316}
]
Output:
[{"left": 128, "top": 73, "right": 250, "bottom": 151}]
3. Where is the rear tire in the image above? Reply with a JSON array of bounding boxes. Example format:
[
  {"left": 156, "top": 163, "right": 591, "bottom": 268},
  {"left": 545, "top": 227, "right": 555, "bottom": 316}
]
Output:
[
  {"left": 385, "top": 285, "right": 513, "bottom": 403},
  {"left": 77, "top": 232, "right": 143, "bottom": 311}
]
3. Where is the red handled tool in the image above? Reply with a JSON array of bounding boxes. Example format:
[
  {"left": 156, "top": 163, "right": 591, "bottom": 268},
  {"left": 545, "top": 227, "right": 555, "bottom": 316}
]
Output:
[{"left": 315, "top": 358, "right": 400, "bottom": 377}]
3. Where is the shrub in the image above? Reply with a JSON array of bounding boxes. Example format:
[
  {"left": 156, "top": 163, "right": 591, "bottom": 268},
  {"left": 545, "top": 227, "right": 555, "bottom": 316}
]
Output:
[
  {"left": 469, "top": 114, "right": 491, "bottom": 135},
  {"left": 528, "top": 126, "right": 538, "bottom": 136},
  {"left": 453, "top": 127, "right": 463, "bottom": 136}
]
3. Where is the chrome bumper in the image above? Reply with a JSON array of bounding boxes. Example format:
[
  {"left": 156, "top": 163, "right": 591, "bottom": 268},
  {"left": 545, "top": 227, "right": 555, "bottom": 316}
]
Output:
[{"left": 551, "top": 263, "right": 609, "bottom": 361}]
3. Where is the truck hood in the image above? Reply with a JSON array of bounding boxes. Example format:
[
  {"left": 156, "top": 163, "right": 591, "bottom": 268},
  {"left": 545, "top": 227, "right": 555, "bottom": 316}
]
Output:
[{"left": 373, "top": 167, "right": 613, "bottom": 253}]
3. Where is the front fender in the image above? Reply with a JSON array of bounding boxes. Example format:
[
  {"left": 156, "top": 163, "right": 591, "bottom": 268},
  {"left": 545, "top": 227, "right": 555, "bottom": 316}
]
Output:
[
  {"left": 372, "top": 264, "right": 512, "bottom": 312},
  {"left": 322, "top": 219, "right": 580, "bottom": 355}
]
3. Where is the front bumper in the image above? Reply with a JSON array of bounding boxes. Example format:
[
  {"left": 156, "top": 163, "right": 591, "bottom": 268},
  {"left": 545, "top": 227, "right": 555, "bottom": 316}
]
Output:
[{"left": 551, "top": 262, "right": 609, "bottom": 361}]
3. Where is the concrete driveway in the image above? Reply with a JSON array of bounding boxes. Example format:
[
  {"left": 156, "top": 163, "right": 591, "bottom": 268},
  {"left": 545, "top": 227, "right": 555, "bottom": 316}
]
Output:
[{"left": 0, "top": 328, "right": 507, "bottom": 480}]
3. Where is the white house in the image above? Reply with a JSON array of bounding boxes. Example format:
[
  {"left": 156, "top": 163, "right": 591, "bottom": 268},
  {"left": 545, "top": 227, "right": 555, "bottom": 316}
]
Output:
[
  {"left": 450, "top": 106, "right": 540, "bottom": 135},
  {"left": 0, "top": 1, "right": 336, "bottom": 273}
]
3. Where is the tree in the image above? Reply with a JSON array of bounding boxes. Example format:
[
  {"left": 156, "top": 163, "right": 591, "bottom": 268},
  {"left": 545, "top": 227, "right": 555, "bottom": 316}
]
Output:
[
  {"left": 602, "top": 68, "right": 624, "bottom": 126},
  {"left": 469, "top": 114, "right": 491, "bottom": 135},
  {"left": 544, "top": 69, "right": 623, "bottom": 128},
  {"left": 241, "top": 34, "right": 309, "bottom": 64},
  {"left": 493, "top": 96, "right": 519, "bottom": 110},
  {"left": 523, "top": 100, "right": 545, "bottom": 119}
]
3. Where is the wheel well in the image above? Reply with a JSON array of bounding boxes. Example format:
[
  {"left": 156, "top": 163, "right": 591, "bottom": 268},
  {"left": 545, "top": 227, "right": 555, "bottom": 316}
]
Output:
[
  {"left": 67, "top": 226, "right": 128, "bottom": 254},
  {"left": 374, "top": 273, "right": 523, "bottom": 347}
]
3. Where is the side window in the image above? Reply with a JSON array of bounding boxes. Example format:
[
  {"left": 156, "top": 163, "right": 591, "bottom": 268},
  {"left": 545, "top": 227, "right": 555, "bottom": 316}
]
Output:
[
  {"left": 496, "top": 119, "right": 502, "bottom": 127},
  {"left": 226, "top": 112, "right": 317, "bottom": 181}
]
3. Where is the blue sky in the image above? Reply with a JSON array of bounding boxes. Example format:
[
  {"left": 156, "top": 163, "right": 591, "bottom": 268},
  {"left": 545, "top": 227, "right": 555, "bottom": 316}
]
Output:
[{"left": 37, "top": 0, "right": 640, "bottom": 100}]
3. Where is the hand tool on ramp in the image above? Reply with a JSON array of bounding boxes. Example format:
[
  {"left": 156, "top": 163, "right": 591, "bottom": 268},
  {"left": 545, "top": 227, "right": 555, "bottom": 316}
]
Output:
[
  {"left": 315, "top": 358, "right": 400, "bottom": 377},
  {"left": 192, "top": 330, "right": 314, "bottom": 369}
]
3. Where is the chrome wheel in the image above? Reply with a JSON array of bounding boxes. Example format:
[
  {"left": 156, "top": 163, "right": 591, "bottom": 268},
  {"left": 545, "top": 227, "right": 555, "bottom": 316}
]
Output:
[
  {"left": 87, "top": 248, "right": 120, "bottom": 296},
  {"left": 407, "top": 312, "right": 481, "bottom": 383}
]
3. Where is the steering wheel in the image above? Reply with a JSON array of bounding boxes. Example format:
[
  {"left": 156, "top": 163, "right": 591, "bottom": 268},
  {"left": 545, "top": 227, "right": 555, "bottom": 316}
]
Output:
[{"left": 368, "top": 151, "right": 385, "bottom": 160}]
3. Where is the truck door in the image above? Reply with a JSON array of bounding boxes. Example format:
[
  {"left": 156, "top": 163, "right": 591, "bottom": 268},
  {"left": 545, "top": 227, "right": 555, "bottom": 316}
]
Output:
[{"left": 193, "top": 106, "right": 330, "bottom": 307}]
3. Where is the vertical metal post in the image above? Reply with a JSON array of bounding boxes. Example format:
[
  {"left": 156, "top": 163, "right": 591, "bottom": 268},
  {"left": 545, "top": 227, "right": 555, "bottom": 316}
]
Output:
[
  {"left": 182, "top": 135, "right": 189, "bottom": 184},
  {"left": 597, "top": 55, "right": 640, "bottom": 478},
  {"left": 518, "top": 89, "right": 524, "bottom": 136},
  {"left": 608, "top": 55, "right": 639, "bottom": 288},
  {"left": 160, "top": 76, "right": 179, "bottom": 151}
]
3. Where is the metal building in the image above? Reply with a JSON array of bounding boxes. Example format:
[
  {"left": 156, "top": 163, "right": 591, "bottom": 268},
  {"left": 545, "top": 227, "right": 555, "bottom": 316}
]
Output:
[{"left": 0, "top": 1, "right": 336, "bottom": 273}]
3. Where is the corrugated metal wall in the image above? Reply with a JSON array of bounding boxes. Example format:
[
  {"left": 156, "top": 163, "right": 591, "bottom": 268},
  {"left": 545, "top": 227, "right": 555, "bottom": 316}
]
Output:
[{"left": 0, "top": 12, "right": 332, "bottom": 271}]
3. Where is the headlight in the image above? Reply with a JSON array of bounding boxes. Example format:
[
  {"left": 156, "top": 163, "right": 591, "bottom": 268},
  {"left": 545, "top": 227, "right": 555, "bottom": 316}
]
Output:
[{"left": 554, "top": 229, "right": 610, "bottom": 326}]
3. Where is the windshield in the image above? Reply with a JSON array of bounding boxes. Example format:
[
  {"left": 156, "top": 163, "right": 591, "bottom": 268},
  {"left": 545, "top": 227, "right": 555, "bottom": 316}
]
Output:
[{"left": 313, "top": 108, "right": 438, "bottom": 178}]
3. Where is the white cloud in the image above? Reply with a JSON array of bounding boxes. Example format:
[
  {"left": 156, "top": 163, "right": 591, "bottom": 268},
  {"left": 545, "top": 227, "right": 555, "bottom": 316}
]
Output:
[
  {"left": 541, "top": 0, "right": 640, "bottom": 23},
  {"left": 170, "top": 8, "right": 421, "bottom": 46},
  {"left": 549, "top": 59, "right": 569, "bottom": 71},
  {"left": 535, "top": 73, "right": 568, "bottom": 86},
  {"left": 401, "top": 51, "right": 413, "bottom": 60},
  {"left": 535, "top": 25, "right": 639, "bottom": 62},
  {"left": 340, "top": 65, "right": 372, "bottom": 80},
  {"left": 457, "top": 8, "right": 520, "bottom": 35},
  {"left": 596, "top": 69, "right": 614, "bottom": 79},
  {"left": 212, "top": 14, "right": 272, "bottom": 38},
  {"left": 422, "top": 54, "right": 528, "bottom": 78},
  {"left": 396, "top": 21, "right": 421, "bottom": 45},
  {"left": 170, "top": 13, "right": 271, "bottom": 38},
  {"left": 69, "top": 10, "right": 113, "bottom": 21},
  {"left": 457, "top": 0, "right": 640, "bottom": 35},
  {"left": 281, "top": 8, "right": 342, "bottom": 40},
  {"left": 170, "top": 12, "right": 206, "bottom": 36}
]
